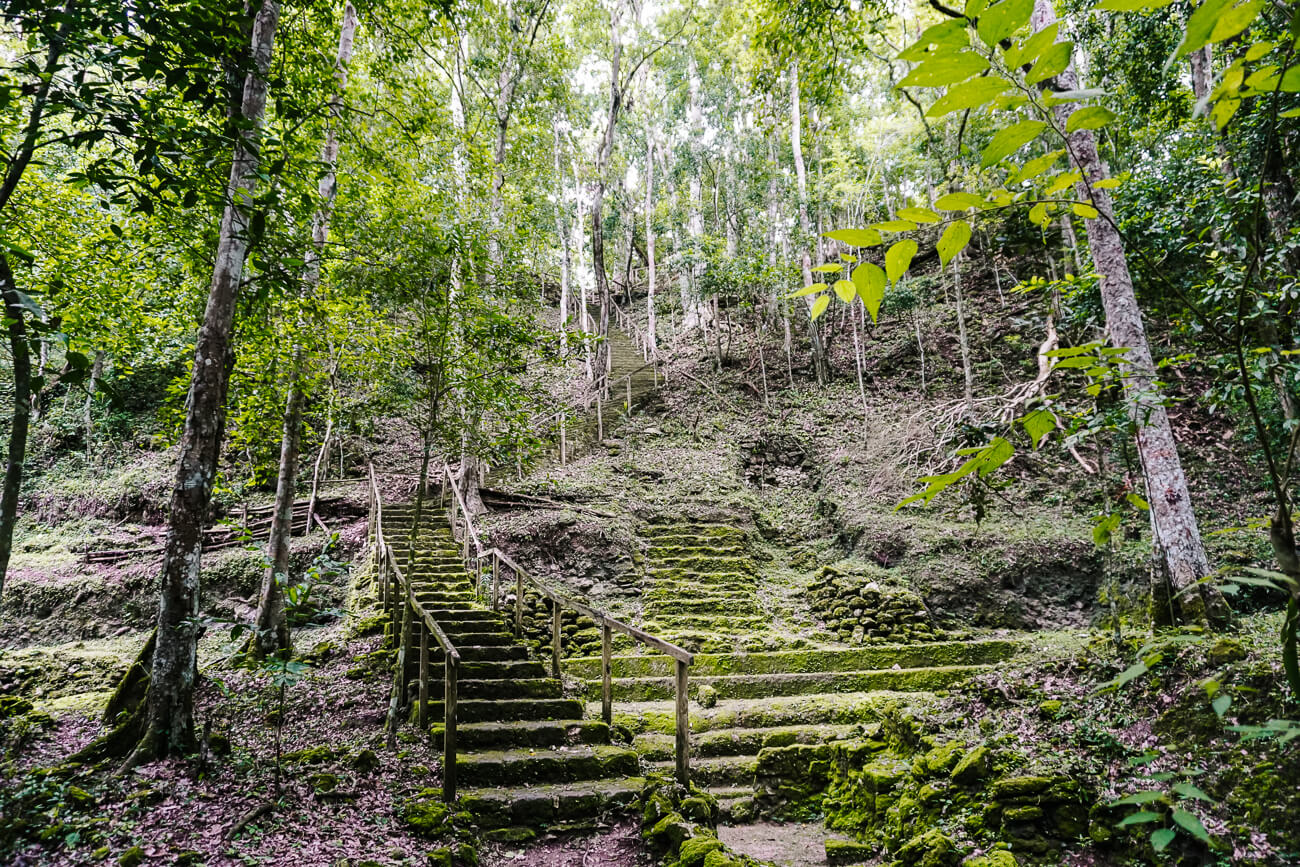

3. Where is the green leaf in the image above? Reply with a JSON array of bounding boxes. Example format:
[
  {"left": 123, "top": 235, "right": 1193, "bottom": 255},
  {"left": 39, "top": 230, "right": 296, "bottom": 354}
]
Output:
[
  {"left": 900, "top": 51, "right": 991, "bottom": 87},
  {"left": 839, "top": 253, "right": 858, "bottom": 263},
  {"left": 978, "top": 0, "right": 1034, "bottom": 44},
  {"left": 899, "top": 20, "right": 970, "bottom": 62},
  {"left": 824, "top": 228, "right": 884, "bottom": 247},
  {"left": 853, "top": 263, "right": 887, "bottom": 323},
  {"left": 787, "top": 283, "right": 827, "bottom": 298},
  {"left": 1178, "top": 0, "right": 1264, "bottom": 58},
  {"left": 871, "top": 220, "right": 919, "bottom": 233},
  {"left": 812, "top": 263, "right": 843, "bottom": 273},
  {"left": 981, "top": 120, "right": 1047, "bottom": 167},
  {"left": 937, "top": 220, "right": 973, "bottom": 267},
  {"left": 886, "top": 239, "right": 918, "bottom": 283},
  {"left": 926, "top": 76, "right": 1014, "bottom": 117},
  {"left": 1066, "top": 106, "right": 1118, "bottom": 132},
  {"left": 1170, "top": 808, "right": 1212, "bottom": 843},
  {"left": 833, "top": 279, "right": 857, "bottom": 303},
  {"left": 1244, "top": 41, "right": 1274, "bottom": 61},
  {"left": 935, "top": 192, "right": 986, "bottom": 211},
  {"left": 1173, "top": 782, "right": 1214, "bottom": 802},
  {"left": 1093, "top": 0, "right": 1174, "bottom": 9},
  {"left": 1212, "top": 97, "right": 1242, "bottom": 128},
  {"left": 1117, "top": 811, "right": 1163, "bottom": 827},
  {"left": 1126, "top": 492, "right": 1150, "bottom": 511},
  {"left": 1011, "top": 149, "right": 1065, "bottom": 184},
  {"left": 1111, "top": 789, "right": 1164, "bottom": 806},
  {"left": 1005, "top": 22, "right": 1059, "bottom": 68},
  {"left": 1028, "top": 202, "right": 1052, "bottom": 227},
  {"left": 1044, "top": 170, "right": 1083, "bottom": 195},
  {"left": 1115, "top": 661, "right": 1151, "bottom": 688},
  {"left": 1073, "top": 202, "right": 1100, "bottom": 219},
  {"left": 1026, "top": 41, "right": 1073, "bottom": 84},
  {"left": 978, "top": 437, "right": 1015, "bottom": 476},
  {"left": 1022, "top": 408, "right": 1056, "bottom": 447},
  {"left": 1150, "top": 828, "right": 1177, "bottom": 852},
  {"left": 897, "top": 206, "right": 941, "bottom": 223},
  {"left": 810, "top": 294, "right": 831, "bottom": 320}
]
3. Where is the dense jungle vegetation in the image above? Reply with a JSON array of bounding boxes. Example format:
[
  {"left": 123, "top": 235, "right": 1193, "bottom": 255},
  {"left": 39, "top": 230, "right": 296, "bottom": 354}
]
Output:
[{"left": 0, "top": 0, "right": 1298, "bottom": 865}]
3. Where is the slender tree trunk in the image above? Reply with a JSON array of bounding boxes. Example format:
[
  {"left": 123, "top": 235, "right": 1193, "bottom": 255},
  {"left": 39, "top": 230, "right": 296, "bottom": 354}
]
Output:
[
  {"left": 952, "top": 257, "right": 974, "bottom": 413},
  {"left": 645, "top": 134, "right": 658, "bottom": 355},
  {"left": 555, "top": 123, "right": 572, "bottom": 345},
  {"left": 590, "top": 5, "right": 622, "bottom": 381},
  {"left": 251, "top": 1, "right": 356, "bottom": 659},
  {"left": 681, "top": 53, "right": 709, "bottom": 333},
  {"left": 790, "top": 63, "right": 830, "bottom": 385},
  {"left": 0, "top": 255, "right": 32, "bottom": 600},
  {"left": 1033, "top": 0, "right": 1222, "bottom": 625}
]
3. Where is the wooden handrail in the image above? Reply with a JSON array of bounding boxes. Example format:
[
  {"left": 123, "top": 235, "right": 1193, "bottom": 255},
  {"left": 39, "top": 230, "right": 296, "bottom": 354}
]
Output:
[
  {"left": 368, "top": 465, "right": 461, "bottom": 802},
  {"left": 486, "top": 545, "right": 693, "bottom": 784}
]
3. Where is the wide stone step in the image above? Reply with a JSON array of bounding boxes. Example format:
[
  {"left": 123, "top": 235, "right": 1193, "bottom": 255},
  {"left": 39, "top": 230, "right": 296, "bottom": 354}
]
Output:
[
  {"left": 644, "top": 585, "right": 755, "bottom": 601},
  {"left": 455, "top": 745, "right": 639, "bottom": 787},
  {"left": 649, "top": 755, "right": 755, "bottom": 787},
  {"left": 597, "top": 666, "right": 987, "bottom": 702},
  {"left": 453, "top": 659, "right": 548, "bottom": 680},
  {"left": 431, "top": 645, "right": 530, "bottom": 663},
  {"left": 642, "top": 615, "right": 770, "bottom": 632},
  {"left": 646, "top": 569, "right": 758, "bottom": 584},
  {"left": 420, "top": 608, "right": 499, "bottom": 622},
  {"left": 602, "top": 691, "right": 939, "bottom": 736},
  {"left": 457, "top": 778, "right": 646, "bottom": 829},
  {"left": 415, "top": 677, "right": 561, "bottom": 700},
  {"left": 641, "top": 597, "right": 763, "bottom": 616},
  {"left": 632, "top": 724, "right": 861, "bottom": 760},
  {"left": 564, "top": 641, "right": 1024, "bottom": 680},
  {"left": 436, "top": 630, "right": 516, "bottom": 646},
  {"left": 424, "top": 697, "right": 584, "bottom": 722},
  {"left": 435, "top": 719, "right": 613, "bottom": 750}
]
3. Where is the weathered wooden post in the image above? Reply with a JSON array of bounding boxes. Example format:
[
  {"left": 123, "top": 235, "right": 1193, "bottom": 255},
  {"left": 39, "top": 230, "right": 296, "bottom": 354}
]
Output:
[
  {"left": 443, "top": 654, "right": 458, "bottom": 802},
  {"left": 551, "top": 602, "right": 562, "bottom": 678},
  {"left": 514, "top": 568, "right": 524, "bottom": 637},
  {"left": 626, "top": 376, "right": 632, "bottom": 412},
  {"left": 491, "top": 552, "right": 501, "bottom": 612},
  {"left": 675, "top": 658, "right": 690, "bottom": 786},
  {"left": 418, "top": 622, "right": 429, "bottom": 729},
  {"left": 601, "top": 623, "right": 613, "bottom": 726},
  {"left": 559, "top": 414, "right": 567, "bottom": 465},
  {"left": 597, "top": 396, "right": 603, "bottom": 441}
]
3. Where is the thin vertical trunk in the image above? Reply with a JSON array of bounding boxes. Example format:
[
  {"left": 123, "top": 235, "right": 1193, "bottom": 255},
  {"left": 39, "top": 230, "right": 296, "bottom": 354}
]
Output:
[
  {"left": 555, "top": 124, "right": 572, "bottom": 344},
  {"left": 0, "top": 256, "right": 31, "bottom": 600},
  {"left": 790, "top": 63, "right": 830, "bottom": 385},
  {"left": 1033, "top": 0, "right": 1221, "bottom": 625},
  {"left": 590, "top": 5, "right": 622, "bottom": 382},
  {"left": 645, "top": 134, "right": 658, "bottom": 355},
  {"left": 84, "top": 350, "right": 104, "bottom": 452},
  {"left": 252, "top": 0, "right": 356, "bottom": 659},
  {"left": 131, "top": 0, "right": 281, "bottom": 764},
  {"left": 952, "top": 257, "right": 974, "bottom": 413}
]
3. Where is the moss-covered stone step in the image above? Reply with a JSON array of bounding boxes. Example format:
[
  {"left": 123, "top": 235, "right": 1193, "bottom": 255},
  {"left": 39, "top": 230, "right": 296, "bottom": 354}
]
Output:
[
  {"left": 641, "top": 597, "right": 764, "bottom": 616},
  {"left": 602, "top": 691, "right": 938, "bottom": 736},
  {"left": 449, "top": 659, "right": 548, "bottom": 680},
  {"left": 433, "top": 719, "right": 613, "bottom": 750},
  {"left": 429, "top": 645, "right": 530, "bottom": 663},
  {"left": 415, "top": 677, "right": 561, "bottom": 700},
  {"left": 423, "top": 697, "right": 584, "bottom": 722},
  {"left": 647, "top": 755, "right": 756, "bottom": 787},
  {"left": 421, "top": 607, "right": 498, "bottom": 621},
  {"left": 434, "top": 629, "right": 515, "bottom": 645},
  {"left": 633, "top": 724, "right": 862, "bottom": 760},
  {"left": 455, "top": 744, "right": 639, "bottom": 787},
  {"left": 457, "top": 778, "right": 647, "bottom": 829},
  {"left": 564, "top": 640, "right": 1025, "bottom": 680},
  {"left": 599, "top": 666, "right": 989, "bottom": 702},
  {"left": 642, "top": 615, "right": 771, "bottom": 633},
  {"left": 647, "top": 542, "right": 748, "bottom": 557},
  {"left": 642, "top": 525, "right": 744, "bottom": 540},
  {"left": 645, "top": 570, "right": 758, "bottom": 586}
]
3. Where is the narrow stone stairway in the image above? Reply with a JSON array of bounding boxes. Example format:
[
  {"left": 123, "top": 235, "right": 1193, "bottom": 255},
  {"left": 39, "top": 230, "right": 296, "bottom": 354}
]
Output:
[{"left": 380, "top": 505, "right": 645, "bottom": 833}]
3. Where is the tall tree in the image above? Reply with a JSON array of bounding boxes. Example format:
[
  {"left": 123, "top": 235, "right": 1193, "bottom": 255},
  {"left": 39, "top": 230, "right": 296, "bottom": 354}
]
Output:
[{"left": 790, "top": 62, "right": 831, "bottom": 385}]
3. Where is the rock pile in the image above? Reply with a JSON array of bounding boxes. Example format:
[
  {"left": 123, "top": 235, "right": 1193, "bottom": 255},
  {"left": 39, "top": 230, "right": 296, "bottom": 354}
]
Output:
[{"left": 809, "top": 566, "right": 941, "bottom": 644}]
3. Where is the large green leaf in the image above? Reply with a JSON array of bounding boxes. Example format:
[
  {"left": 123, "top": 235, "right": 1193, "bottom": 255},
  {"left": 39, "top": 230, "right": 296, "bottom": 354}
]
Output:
[
  {"left": 926, "top": 76, "right": 1014, "bottom": 117},
  {"left": 1026, "top": 42, "right": 1073, "bottom": 84},
  {"left": 824, "top": 228, "right": 884, "bottom": 247},
  {"left": 1066, "top": 106, "right": 1117, "bottom": 132},
  {"left": 935, "top": 192, "right": 986, "bottom": 211},
  {"left": 1170, "top": 808, "right": 1212, "bottom": 843},
  {"left": 1117, "top": 811, "right": 1162, "bottom": 827},
  {"left": 1150, "top": 828, "right": 1177, "bottom": 852},
  {"left": 1010, "top": 149, "right": 1064, "bottom": 184},
  {"left": 786, "top": 283, "right": 827, "bottom": 298},
  {"left": 898, "top": 206, "right": 941, "bottom": 223},
  {"left": 1021, "top": 408, "right": 1056, "bottom": 447},
  {"left": 899, "top": 20, "right": 970, "bottom": 62},
  {"left": 1005, "top": 22, "right": 1059, "bottom": 68},
  {"left": 810, "top": 294, "right": 831, "bottom": 320},
  {"left": 871, "top": 220, "right": 919, "bottom": 233},
  {"left": 853, "top": 263, "right": 886, "bottom": 323},
  {"left": 977, "top": 0, "right": 1034, "bottom": 45},
  {"left": 981, "top": 120, "right": 1047, "bottom": 167},
  {"left": 832, "top": 279, "right": 857, "bottom": 303},
  {"left": 900, "top": 51, "right": 990, "bottom": 88},
  {"left": 1093, "top": 0, "right": 1174, "bottom": 9},
  {"left": 885, "top": 239, "right": 918, "bottom": 283},
  {"left": 1177, "top": 0, "right": 1264, "bottom": 58},
  {"left": 937, "top": 220, "right": 972, "bottom": 267},
  {"left": 812, "top": 263, "right": 843, "bottom": 273}
]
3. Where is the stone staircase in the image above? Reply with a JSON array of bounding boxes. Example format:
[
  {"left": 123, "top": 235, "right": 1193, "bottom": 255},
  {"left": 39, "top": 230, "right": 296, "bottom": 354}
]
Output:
[{"left": 380, "top": 505, "right": 645, "bottom": 832}]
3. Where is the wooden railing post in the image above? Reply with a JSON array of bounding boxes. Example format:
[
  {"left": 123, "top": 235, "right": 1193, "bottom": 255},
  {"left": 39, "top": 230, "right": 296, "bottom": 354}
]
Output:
[
  {"left": 551, "top": 602, "right": 562, "bottom": 678},
  {"left": 675, "top": 658, "right": 690, "bottom": 786},
  {"left": 601, "top": 623, "right": 613, "bottom": 726},
  {"left": 559, "top": 414, "right": 567, "bottom": 465},
  {"left": 514, "top": 568, "right": 523, "bottom": 637},
  {"left": 597, "top": 396, "right": 603, "bottom": 441},
  {"left": 443, "top": 656, "right": 458, "bottom": 802},
  {"left": 418, "top": 623, "right": 429, "bottom": 729},
  {"left": 462, "top": 520, "right": 469, "bottom": 561},
  {"left": 492, "top": 552, "right": 501, "bottom": 612},
  {"left": 626, "top": 376, "right": 632, "bottom": 412}
]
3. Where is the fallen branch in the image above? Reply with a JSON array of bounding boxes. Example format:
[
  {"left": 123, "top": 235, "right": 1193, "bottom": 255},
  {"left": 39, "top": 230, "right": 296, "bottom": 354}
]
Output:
[{"left": 224, "top": 800, "right": 275, "bottom": 843}]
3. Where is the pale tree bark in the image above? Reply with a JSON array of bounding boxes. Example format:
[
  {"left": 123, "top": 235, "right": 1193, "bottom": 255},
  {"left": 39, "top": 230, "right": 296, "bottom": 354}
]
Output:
[
  {"left": 681, "top": 52, "right": 709, "bottom": 333},
  {"left": 126, "top": 0, "right": 282, "bottom": 764},
  {"left": 250, "top": 0, "right": 357, "bottom": 660},
  {"left": 1032, "top": 0, "right": 1223, "bottom": 625},
  {"left": 589, "top": 2, "right": 622, "bottom": 383},
  {"left": 555, "top": 122, "right": 572, "bottom": 346},
  {"left": 790, "top": 63, "right": 831, "bottom": 385},
  {"left": 84, "top": 349, "right": 105, "bottom": 451},
  {"left": 645, "top": 132, "right": 658, "bottom": 355}
]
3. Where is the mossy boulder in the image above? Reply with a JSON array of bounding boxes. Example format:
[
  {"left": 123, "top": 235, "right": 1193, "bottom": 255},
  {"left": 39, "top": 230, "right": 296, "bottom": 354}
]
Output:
[
  {"left": 677, "top": 834, "right": 725, "bottom": 866},
  {"left": 402, "top": 790, "right": 453, "bottom": 837},
  {"left": 644, "top": 811, "right": 693, "bottom": 851},
  {"left": 950, "top": 746, "right": 991, "bottom": 786},
  {"left": 963, "top": 851, "right": 1017, "bottom": 867},
  {"left": 117, "top": 847, "right": 145, "bottom": 867},
  {"left": 0, "top": 695, "right": 35, "bottom": 717},
  {"left": 826, "top": 839, "right": 875, "bottom": 865}
]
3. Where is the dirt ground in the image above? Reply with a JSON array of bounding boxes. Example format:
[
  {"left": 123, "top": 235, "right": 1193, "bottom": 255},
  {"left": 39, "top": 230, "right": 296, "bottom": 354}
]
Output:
[{"left": 718, "top": 822, "right": 872, "bottom": 867}]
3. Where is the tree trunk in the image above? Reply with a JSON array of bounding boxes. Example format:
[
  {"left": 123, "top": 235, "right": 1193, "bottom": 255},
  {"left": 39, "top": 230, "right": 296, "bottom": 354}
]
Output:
[
  {"left": 590, "top": 6, "right": 622, "bottom": 381},
  {"left": 555, "top": 123, "right": 572, "bottom": 344},
  {"left": 0, "top": 255, "right": 32, "bottom": 600},
  {"left": 681, "top": 53, "right": 709, "bottom": 333},
  {"left": 1033, "top": 0, "right": 1222, "bottom": 626},
  {"left": 790, "top": 63, "right": 830, "bottom": 385},
  {"left": 127, "top": 0, "right": 282, "bottom": 766},
  {"left": 250, "top": 0, "right": 356, "bottom": 660},
  {"left": 645, "top": 134, "right": 658, "bottom": 356}
]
